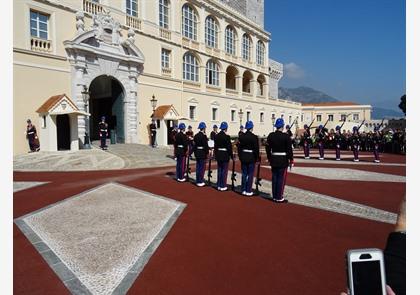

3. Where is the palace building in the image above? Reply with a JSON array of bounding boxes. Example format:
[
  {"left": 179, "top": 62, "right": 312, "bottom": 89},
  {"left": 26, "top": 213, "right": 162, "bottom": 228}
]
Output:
[{"left": 13, "top": 0, "right": 370, "bottom": 155}]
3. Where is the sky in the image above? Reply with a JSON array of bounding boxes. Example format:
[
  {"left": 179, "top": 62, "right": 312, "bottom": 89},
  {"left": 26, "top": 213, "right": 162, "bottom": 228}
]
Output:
[{"left": 265, "top": 0, "right": 406, "bottom": 111}]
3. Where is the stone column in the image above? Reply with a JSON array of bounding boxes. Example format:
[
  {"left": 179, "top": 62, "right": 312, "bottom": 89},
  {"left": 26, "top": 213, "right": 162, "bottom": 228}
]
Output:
[
  {"left": 73, "top": 62, "right": 88, "bottom": 146},
  {"left": 127, "top": 72, "right": 139, "bottom": 143},
  {"left": 235, "top": 75, "right": 242, "bottom": 96}
]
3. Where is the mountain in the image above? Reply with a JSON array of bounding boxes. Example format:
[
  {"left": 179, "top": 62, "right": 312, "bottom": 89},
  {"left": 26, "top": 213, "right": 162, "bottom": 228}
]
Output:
[
  {"left": 278, "top": 86, "right": 338, "bottom": 103},
  {"left": 371, "top": 107, "right": 404, "bottom": 120}
]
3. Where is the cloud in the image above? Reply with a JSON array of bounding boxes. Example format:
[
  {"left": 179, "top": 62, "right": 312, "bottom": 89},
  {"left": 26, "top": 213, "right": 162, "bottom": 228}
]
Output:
[{"left": 284, "top": 62, "right": 305, "bottom": 79}]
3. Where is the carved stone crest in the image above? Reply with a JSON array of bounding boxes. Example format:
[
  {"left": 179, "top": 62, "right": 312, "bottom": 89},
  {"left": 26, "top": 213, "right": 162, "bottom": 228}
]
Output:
[{"left": 92, "top": 10, "right": 122, "bottom": 45}]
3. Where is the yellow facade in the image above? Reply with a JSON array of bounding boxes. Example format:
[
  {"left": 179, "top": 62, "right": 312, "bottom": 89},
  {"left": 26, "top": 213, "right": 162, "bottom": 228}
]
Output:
[{"left": 13, "top": 0, "right": 370, "bottom": 154}]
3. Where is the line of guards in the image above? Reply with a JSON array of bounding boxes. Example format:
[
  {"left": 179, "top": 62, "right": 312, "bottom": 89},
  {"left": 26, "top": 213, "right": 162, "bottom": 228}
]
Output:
[
  {"left": 301, "top": 123, "right": 383, "bottom": 163},
  {"left": 173, "top": 118, "right": 294, "bottom": 203}
]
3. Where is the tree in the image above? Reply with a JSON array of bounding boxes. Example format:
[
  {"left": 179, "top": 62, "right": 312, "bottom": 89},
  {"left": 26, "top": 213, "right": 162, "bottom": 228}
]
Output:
[{"left": 398, "top": 94, "right": 406, "bottom": 115}]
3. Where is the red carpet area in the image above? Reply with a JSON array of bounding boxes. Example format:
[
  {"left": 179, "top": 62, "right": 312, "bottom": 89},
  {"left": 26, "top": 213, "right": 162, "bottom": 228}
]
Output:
[{"left": 14, "top": 151, "right": 405, "bottom": 295}]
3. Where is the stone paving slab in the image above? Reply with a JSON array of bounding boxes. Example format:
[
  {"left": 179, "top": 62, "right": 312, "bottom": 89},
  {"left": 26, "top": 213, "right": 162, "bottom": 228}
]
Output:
[
  {"left": 13, "top": 181, "right": 49, "bottom": 192},
  {"left": 15, "top": 183, "right": 186, "bottom": 295},
  {"left": 269, "top": 167, "right": 406, "bottom": 182},
  {"left": 13, "top": 149, "right": 125, "bottom": 172},
  {"left": 14, "top": 144, "right": 176, "bottom": 172},
  {"left": 186, "top": 170, "right": 397, "bottom": 224}
]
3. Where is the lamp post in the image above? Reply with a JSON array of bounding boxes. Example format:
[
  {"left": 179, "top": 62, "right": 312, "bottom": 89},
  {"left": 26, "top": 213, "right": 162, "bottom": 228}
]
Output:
[
  {"left": 238, "top": 108, "right": 244, "bottom": 126},
  {"left": 150, "top": 94, "right": 157, "bottom": 117},
  {"left": 150, "top": 94, "right": 158, "bottom": 147},
  {"left": 271, "top": 113, "right": 276, "bottom": 131},
  {"left": 81, "top": 85, "right": 91, "bottom": 149}
]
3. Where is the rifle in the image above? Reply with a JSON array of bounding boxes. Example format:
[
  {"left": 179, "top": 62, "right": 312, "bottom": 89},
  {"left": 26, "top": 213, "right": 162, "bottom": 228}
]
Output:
[
  {"left": 207, "top": 154, "right": 212, "bottom": 185},
  {"left": 231, "top": 154, "right": 237, "bottom": 192},
  {"left": 186, "top": 153, "right": 191, "bottom": 182},
  {"left": 289, "top": 118, "right": 298, "bottom": 129},
  {"left": 356, "top": 119, "right": 366, "bottom": 132},
  {"left": 339, "top": 116, "right": 347, "bottom": 130},
  {"left": 255, "top": 160, "right": 262, "bottom": 195},
  {"left": 322, "top": 117, "right": 331, "bottom": 131},
  {"left": 377, "top": 118, "right": 385, "bottom": 130},
  {"left": 307, "top": 118, "right": 316, "bottom": 129}
]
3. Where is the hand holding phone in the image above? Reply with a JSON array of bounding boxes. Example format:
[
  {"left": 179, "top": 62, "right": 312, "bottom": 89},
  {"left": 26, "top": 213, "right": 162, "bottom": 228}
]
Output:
[{"left": 346, "top": 248, "right": 387, "bottom": 295}]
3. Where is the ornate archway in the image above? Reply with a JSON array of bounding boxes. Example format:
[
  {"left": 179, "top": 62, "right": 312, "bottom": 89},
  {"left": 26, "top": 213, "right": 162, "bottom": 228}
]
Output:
[{"left": 64, "top": 10, "right": 144, "bottom": 146}]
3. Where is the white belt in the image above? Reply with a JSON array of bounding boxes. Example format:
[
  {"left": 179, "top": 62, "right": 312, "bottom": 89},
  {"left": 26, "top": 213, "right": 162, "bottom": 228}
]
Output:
[
  {"left": 272, "top": 152, "right": 286, "bottom": 156},
  {"left": 218, "top": 148, "right": 227, "bottom": 151},
  {"left": 177, "top": 145, "right": 184, "bottom": 148},
  {"left": 100, "top": 129, "right": 107, "bottom": 132},
  {"left": 197, "top": 146, "right": 204, "bottom": 149},
  {"left": 243, "top": 149, "right": 253, "bottom": 153},
  {"left": 27, "top": 132, "right": 34, "bottom": 134}
]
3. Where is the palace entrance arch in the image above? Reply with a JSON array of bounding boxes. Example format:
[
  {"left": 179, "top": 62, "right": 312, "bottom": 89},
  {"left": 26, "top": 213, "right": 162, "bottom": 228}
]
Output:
[
  {"left": 64, "top": 11, "right": 144, "bottom": 147},
  {"left": 89, "top": 75, "right": 125, "bottom": 142}
]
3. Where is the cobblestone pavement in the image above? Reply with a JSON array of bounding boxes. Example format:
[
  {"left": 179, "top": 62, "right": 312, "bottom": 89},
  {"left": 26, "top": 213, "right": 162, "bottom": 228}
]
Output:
[
  {"left": 263, "top": 166, "right": 406, "bottom": 182},
  {"left": 13, "top": 144, "right": 175, "bottom": 171},
  {"left": 16, "top": 183, "right": 185, "bottom": 295},
  {"left": 100, "top": 143, "right": 175, "bottom": 169}
]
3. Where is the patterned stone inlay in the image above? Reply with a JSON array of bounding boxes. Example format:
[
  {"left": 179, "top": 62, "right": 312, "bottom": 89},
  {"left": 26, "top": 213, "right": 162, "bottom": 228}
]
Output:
[
  {"left": 187, "top": 170, "right": 397, "bottom": 224},
  {"left": 285, "top": 167, "right": 405, "bottom": 182},
  {"left": 13, "top": 181, "right": 48, "bottom": 192},
  {"left": 21, "top": 183, "right": 185, "bottom": 295}
]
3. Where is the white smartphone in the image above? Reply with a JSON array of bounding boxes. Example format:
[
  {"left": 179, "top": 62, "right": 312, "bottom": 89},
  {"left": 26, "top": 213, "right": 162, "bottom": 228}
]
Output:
[{"left": 346, "top": 248, "right": 387, "bottom": 295}]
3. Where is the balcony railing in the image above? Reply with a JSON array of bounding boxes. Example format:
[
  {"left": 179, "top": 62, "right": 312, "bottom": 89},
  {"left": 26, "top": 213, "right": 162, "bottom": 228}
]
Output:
[
  {"left": 182, "top": 37, "right": 199, "bottom": 50},
  {"left": 162, "top": 67, "right": 172, "bottom": 76},
  {"left": 226, "top": 89, "right": 238, "bottom": 96},
  {"left": 30, "top": 37, "right": 52, "bottom": 53},
  {"left": 83, "top": 0, "right": 103, "bottom": 15},
  {"left": 126, "top": 15, "right": 141, "bottom": 30},
  {"left": 159, "top": 28, "right": 171, "bottom": 40}
]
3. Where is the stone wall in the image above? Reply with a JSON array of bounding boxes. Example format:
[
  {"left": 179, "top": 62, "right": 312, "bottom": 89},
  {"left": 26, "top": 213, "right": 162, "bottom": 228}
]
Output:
[{"left": 219, "top": 0, "right": 264, "bottom": 27}]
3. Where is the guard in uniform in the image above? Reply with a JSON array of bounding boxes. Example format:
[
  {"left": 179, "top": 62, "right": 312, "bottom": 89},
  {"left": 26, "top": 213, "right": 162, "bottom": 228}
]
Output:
[
  {"left": 238, "top": 121, "right": 259, "bottom": 196},
  {"left": 317, "top": 125, "right": 326, "bottom": 160},
  {"left": 186, "top": 125, "right": 194, "bottom": 158},
  {"left": 303, "top": 124, "right": 311, "bottom": 159},
  {"left": 238, "top": 125, "right": 245, "bottom": 137},
  {"left": 351, "top": 126, "right": 361, "bottom": 162},
  {"left": 210, "top": 125, "right": 218, "bottom": 141},
  {"left": 372, "top": 126, "right": 382, "bottom": 163},
  {"left": 193, "top": 122, "right": 209, "bottom": 186},
  {"left": 334, "top": 125, "right": 343, "bottom": 160},
  {"left": 26, "top": 119, "right": 40, "bottom": 152},
  {"left": 171, "top": 124, "right": 178, "bottom": 159},
  {"left": 99, "top": 116, "right": 108, "bottom": 150},
  {"left": 214, "top": 121, "right": 233, "bottom": 191},
  {"left": 150, "top": 120, "right": 157, "bottom": 147},
  {"left": 175, "top": 123, "right": 188, "bottom": 182},
  {"left": 265, "top": 118, "right": 293, "bottom": 203}
]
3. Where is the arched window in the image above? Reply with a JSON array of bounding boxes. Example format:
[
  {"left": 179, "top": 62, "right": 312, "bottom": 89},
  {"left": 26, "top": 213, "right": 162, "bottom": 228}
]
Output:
[
  {"left": 182, "top": 4, "right": 197, "bottom": 40},
  {"left": 206, "top": 60, "right": 219, "bottom": 86},
  {"left": 256, "top": 41, "right": 265, "bottom": 65},
  {"left": 242, "top": 34, "right": 251, "bottom": 60},
  {"left": 159, "top": 0, "right": 169, "bottom": 29},
  {"left": 183, "top": 52, "right": 199, "bottom": 82},
  {"left": 226, "top": 65, "right": 238, "bottom": 90},
  {"left": 257, "top": 74, "right": 265, "bottom": 96},
  {"left": 205, "top": 16, "right": 218, "bottom": 48},
  {"left": 225, "top": 25, "right": 236, "bottom": 55},
  {"left": 243, "top": 70, "right": 253, "bottom": 93}
]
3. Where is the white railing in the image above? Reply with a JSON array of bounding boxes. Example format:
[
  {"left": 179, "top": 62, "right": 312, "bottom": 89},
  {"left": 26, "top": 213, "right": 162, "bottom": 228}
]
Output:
[
  {"left": 126, "top": 15, "right": 141, "bottom": 30},
  {"left": 83, "top": 0, "right": 103, "bottom": 15},
  {"left": 162, "top": 67, "right": 172, "bottom": 76},
  {"left": 159, "top": 28, "right": 171, "bottom": 40},
  {"left": 30, "top": 37, "right": 52, "bottom": 52}
]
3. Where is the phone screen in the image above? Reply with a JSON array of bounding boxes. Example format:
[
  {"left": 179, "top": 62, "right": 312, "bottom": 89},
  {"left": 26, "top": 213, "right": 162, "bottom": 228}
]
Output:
[{"left": 351, "top": 261, "right": 383, "bottom": 295}]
